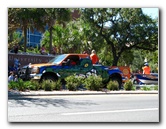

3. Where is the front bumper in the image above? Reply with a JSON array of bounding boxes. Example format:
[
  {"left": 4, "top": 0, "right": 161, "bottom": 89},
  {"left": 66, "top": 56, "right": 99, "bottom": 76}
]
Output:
[
  {"left": 30, "top": 73, "right": 42, "bottom": 80},
  {"left": 19, "top": 66, "right": 42, "bottom": 81}
]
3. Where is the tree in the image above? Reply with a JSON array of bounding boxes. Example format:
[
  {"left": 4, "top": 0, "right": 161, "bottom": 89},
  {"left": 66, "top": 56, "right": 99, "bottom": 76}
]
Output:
[
  {"left": 8, "top": 8, "right": 35, "bottom": 52},
  {"left": 8, "top": 31, "right": 23, "bottom": 51},
  {"left": 41, "top": 8, "right": 72, "bottom": 53},
  {"left": 8, "top": 8, "right": 72, "bottom": 53},
  {"left": 80, "top": 8, "right": 158, "bottom": 66}
]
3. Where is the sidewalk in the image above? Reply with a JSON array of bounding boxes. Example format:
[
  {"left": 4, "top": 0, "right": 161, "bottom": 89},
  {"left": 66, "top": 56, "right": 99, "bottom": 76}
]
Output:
[{"left": 8, "top": 89, "right": 158, "bottom": 97}]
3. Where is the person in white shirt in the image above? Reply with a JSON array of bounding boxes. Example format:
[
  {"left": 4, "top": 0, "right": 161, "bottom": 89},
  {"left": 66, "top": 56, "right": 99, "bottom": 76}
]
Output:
[{"left": 8, "top": 72, "right": 14, "bottom": 82}]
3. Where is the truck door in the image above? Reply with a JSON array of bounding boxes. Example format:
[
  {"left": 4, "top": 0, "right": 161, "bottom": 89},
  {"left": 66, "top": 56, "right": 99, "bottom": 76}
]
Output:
[{"left": 79, "top": 58, "right": 93, "bottom": 75}]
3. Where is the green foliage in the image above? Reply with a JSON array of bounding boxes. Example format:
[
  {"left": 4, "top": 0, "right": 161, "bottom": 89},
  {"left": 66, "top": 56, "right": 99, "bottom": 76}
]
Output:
[
  {"left": 8, "top": 8, "right": 158, "bottom": 68},
  {"left": 26, "top": 46, "right": 40, "bottom": 54},
  {"left": 98, "top": 44, "right": 113, "bottom": 66},
  {"left": 8, "top": 79, "right": 61, "bottom": 91},
  {"left": 41, "top": 80, "right": 55, "bottom": 91},
  {"left": 130, "top": 50, "right": 158, "bottom": 73},
  {"left": 83, "top": 75, "right": 103, "bottom": 91},
  {"left": 8, "top": 31, "right": 23, "bottom": 51},
  {"left": 141, "top": 86, "right": 151, "bottom": 91},
  {"left": 16, "top": 79, "right": 27, "bottom": 91},
  {"left": 106, "top": 81, "right": 119, "bottom": 91},
  {"left": 54, "top": 79, "right": 62, "bottom": 90},
  {"left": 80, "top": 8, "right": 158, "bottom": 66},
  {"left": 124, "top": 80, "right": 133, "bottom": 91},
  {"left": 8, "top": 8, "right": 71, "bottom": 53},
  {"left": 8, "top": 81, "right": 18, "bottom": 90},
  {"left": 65, "top": 75, "right": 83, "bottom": 91},
  {"left": 8, "top": 79, "right": 38, "bottom": 91},
  {"left": 131, "top": 86, "right": 136, "bottom": 91},
  {"left": 153, "top": 85, "right": 158, "bottom": 91},
  {"left": 27, "top": 81, "right": 41, "bottom": 91}
]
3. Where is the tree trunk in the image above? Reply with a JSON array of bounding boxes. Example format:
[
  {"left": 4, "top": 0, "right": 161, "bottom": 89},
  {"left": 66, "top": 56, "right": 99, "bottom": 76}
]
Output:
[
  {"left": 49, "top": 27, "right": 53, "bottom": 54},
  {"left": 23, "top": 27, "right": 27, "bottom": 52},
  {"left": 112, "top": 56, "right": 118, "bottom": 66}
]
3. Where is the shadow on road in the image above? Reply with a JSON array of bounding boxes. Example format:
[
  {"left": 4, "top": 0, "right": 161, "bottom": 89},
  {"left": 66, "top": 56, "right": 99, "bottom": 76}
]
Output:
[{"left": 8, "top": 96, "right": 98, "bottom": 109}]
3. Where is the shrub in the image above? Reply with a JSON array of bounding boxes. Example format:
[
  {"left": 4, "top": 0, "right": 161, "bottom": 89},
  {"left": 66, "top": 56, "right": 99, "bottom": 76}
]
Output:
[
  {"left": 124, "top": 80, "right": 133, "bottom": 91},
  {"left": 8, "top": 79, "right": 30, "bottom": 91},
  {"left": 153, "top": 85, "right": 158, "bottom": 90},
  {"left": 131, "top": 86, "right": 136, "bottom": 91},
  {"left": 83, "top": 75, "right": 103, "bottom": 91},
  {"left": 107, "top": 81, "right": 119, "bottom": 91},
  {"left": 141, "top": 86, "right": 151, "bottom": 91},
  {"left": 16, "top": 79, "right": 29, "bottom": 91},
  {"left": 54, "top": 79, "right": 62, "bottom": 90},
  {"left": 41, "top": 80, "right": 55, "bottom": 91},
  {"left": 65, "top": 75, "right": 83, "bottom": 91},
  {"left": 23, "top": 81, "right": 34, "bottom": 90},
  {"left": 27, "top": 81, "right": 41, "bottom": 91},
  {"left": 8, "top": 81, "right": 18, "bottom": 90}
]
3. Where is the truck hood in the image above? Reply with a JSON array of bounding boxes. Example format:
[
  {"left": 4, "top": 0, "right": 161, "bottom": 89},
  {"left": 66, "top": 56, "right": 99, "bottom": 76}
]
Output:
[{"left": 29, "top": 63, "right": 56, "bottom": 68}]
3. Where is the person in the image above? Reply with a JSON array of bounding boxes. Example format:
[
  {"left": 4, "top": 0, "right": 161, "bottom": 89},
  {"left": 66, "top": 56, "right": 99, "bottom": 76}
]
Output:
[
  {"left": 137, "top": 70, "right": 142, "bottom": 74},
  {"left": 14, "top": 58, "right": 21, "bottom": 73},
  {"left": 51, "top": 46, "right": 57, "bottom": 55},
  {"left": 13, "top": 44, "right": 19, "bottom": 54},
  {"left": 90, "top": 50, "right": 99, "bottom": 64},
  {"left": 40, "top": 45, "right": 47, "bottom": 55},
  {"left": 65, "top": 59, "right": 76, "bottom": 66},
  {"left": 14, "top": 75, "right": 18, "bottom": 82},
  {"left": 8, "top": 71, "right": 14, "bottom": 82},
  {"left": 83, "top": 51, "right": 88, "bottom": 54},
  {"left": 70, "top": 60, "right": 76, "bottom": 66},
  {"left": 142, "top": 62, "right": 151, "bottom": 74}
]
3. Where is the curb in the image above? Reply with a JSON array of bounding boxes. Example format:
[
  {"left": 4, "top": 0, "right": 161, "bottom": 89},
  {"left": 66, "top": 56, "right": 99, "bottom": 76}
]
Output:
[{"left": 8, "top": 90, "right": 158, "bottom": 98}]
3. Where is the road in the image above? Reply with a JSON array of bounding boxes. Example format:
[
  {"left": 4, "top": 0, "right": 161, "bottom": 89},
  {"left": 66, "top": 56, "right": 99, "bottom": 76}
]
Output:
[{"left": 8, "top": 94, "right": 159, "bottom": 122}]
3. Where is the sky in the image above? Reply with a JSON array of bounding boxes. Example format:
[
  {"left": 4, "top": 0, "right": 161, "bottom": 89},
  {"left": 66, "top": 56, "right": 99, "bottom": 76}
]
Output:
[{"left": 142, "top": 8, "right": 159, "bottom": 19}]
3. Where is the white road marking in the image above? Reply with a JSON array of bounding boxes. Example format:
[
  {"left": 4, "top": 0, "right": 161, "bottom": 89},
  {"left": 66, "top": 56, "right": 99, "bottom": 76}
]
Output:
[{"left": 61, "top": 108, "right": 158, "bottom": 115}]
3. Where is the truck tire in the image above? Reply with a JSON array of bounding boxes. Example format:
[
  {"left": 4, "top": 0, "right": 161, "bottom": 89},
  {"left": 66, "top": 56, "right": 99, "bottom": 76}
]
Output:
[{"left": 41, "top": 73, "right": 58, "bottom": 82}]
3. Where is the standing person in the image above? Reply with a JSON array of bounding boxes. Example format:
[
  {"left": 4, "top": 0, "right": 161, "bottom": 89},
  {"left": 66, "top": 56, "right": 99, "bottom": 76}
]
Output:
[
  {"left": 90, "top": 50, "right": 99, "bottom": 64},
  {"left": 8, "top": 71, "right": 14, "bottom": 82},
  {"left": 142, "top": 62, "right": 151, "bottom": 74},
  {"left": 40, "top": 44, "right": 47, "bottom": 55},
  {"left": 13, "top": 43, "right": 19, "bottom": 54},
  {"left": 13, "top": 58, "right": 21, "bottom": 76},
  {"left": 51, "top": 46, "right": 57, "bottom": 55},
  {"left": 14, "top": 75, "right": 18, "bottom": 82}
]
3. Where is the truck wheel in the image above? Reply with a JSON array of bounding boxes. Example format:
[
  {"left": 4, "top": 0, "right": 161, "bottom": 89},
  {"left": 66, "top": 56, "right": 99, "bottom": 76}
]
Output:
[
  {"left": 42, "top": 75, "right": 57, "bottom": 82},
  {"left": 110, "top": 77, "right": 122, "bottom": 90}
]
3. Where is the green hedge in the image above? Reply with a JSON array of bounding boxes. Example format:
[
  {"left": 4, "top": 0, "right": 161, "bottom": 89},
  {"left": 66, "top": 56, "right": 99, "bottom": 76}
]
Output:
[
  {"left": 65, "top": 75, "right": 83, "bottom": 91},
  {"left": 107, "top": 81, "right": 119, "bottom": 91},
  {"left": 124, "top": 80, "right": 134, "bottom": 91},
  {"left": 83, "top": 75, "right": 103, "bottom": 91}
]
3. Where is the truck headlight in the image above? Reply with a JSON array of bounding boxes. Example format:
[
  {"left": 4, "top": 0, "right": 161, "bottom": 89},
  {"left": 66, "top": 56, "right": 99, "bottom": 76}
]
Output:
[{"left": 31, "top": 67, "right": 39, "bottom": 74}]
